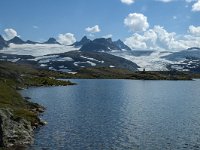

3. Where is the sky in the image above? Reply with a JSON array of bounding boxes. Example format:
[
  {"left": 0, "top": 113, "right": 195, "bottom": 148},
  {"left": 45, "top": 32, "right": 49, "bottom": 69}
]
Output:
[{"left": 0, "top": 0, "right": 200, "bottom": 50}]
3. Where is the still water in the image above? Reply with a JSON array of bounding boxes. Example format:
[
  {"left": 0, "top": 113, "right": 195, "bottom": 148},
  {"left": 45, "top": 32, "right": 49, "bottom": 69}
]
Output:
[{"left": 21, "top": 79, "right": 200, "bottom": 150}]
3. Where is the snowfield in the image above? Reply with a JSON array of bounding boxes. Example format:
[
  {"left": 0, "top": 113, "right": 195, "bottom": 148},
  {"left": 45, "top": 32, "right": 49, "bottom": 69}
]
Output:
[
  {"left": 109, "top": 50, "right": 174, "bottom": 71},
  {"left": 1, "top": 44, "right": 79, "bottom": 57}
]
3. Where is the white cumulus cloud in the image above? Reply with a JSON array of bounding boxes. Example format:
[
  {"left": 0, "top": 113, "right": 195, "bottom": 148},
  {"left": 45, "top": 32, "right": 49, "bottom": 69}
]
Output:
[
  {"left": 57, "top": 33, "right": 76, "bottom": 45},
  {"left": 185, "top": 0, "right": 196, "bottom": 3},
  {"left": 192, "top": 0, "right": 200, "bottom": 11},
  {"left": 85, "top": 25, "right": 101, "bottom": 33},
  {"left": 3, "top": 28, "right": 18, "bottom": 40},
  {"left": 188, "top": 25, "right": 200, "bottom": 36},
  {"left": 125, "top": 25, "right": 200, "bottom": 51},
  {"left": 124, "top": 13, "right": 149, "bottom": 32},
  {"left": 121, "top": 0, "right": 135, "bottom": 5}
]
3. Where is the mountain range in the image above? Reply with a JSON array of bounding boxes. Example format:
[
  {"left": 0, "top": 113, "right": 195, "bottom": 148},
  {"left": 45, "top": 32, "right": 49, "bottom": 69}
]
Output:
[
  {"left": 0, "top": 35, "right": 131, "bottom": 51},
  {"left": 0, "top": 36, "right": 61, "bottom": 49},
  {"left": 0, "top": 35, "right": 200, "bottom": 72}
]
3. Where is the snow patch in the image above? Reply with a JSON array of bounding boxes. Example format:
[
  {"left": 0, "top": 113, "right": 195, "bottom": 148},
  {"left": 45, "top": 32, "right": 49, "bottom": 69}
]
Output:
[
  {"left": 109, "top": 65, "right": 115, "bottom": 68},
  {"left": 80, "top": 55, "right": 104, "bottom": 63},
  {"left": 86, "top": 61, "right": 96, "bottom": 66},
  {"left": 40, "top": 64, "right": 47, "bottom": 67}
]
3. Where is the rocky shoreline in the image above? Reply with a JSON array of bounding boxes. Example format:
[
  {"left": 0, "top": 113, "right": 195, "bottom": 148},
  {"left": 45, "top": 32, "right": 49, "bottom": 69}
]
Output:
[
  {"left": 0, "top": 61, "right": 75, "bottom": 149},
  {"left": 0, "top": 98, "right": 46, "bottom": 148}
]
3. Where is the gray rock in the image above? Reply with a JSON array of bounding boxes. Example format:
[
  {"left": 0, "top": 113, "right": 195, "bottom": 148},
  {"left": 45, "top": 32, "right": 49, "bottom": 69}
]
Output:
[{"left": 0, "top": 108, "right": 33, "bottom": 148}]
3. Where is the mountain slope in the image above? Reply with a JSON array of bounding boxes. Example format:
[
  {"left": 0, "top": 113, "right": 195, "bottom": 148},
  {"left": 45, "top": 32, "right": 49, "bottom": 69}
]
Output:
[
  {"left": 0, "top": 51, "right": 139, "bottom": 72},
  {"left": 163, "top": 47, "right": 200, "bottom": 72},
  {"left": 163, "top": 47, "right": 200, "bottom": 61},
  {"left": 8, "top": 36, "right": 26, "bottom": 44},
  {"left": 0, "top": 35, "right": 8, "bottom": 50},
  {"left": 72, "top": 36, "right": 91, "bottom": 47},
  {"left": 114, "top": 39, "right": 132, "bottom": 51}
]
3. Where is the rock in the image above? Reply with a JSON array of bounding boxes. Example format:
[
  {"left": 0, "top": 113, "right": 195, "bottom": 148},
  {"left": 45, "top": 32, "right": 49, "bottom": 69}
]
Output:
[
  {"left": 39, "top": 118, "right": 47, "bottom": 126},
  {"left": 0, "top": 108, "right": 34, "bottom": 148},
  {"left": 23, "top": 97, "right": 31, "bottom": 100}
]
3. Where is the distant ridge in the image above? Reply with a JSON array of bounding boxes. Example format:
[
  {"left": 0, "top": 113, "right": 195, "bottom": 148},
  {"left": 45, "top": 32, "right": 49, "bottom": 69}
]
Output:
[
  {"left": 43, "top": 38, "right": 60, "bottom": 45},
  {"left": 26, "top": 40, "right": 39, "bottom": 44},
  {"left": 187, "top": 47, "right": 200, "bottom": 51},
  {"left": 72, "top": 36, "right": 132, "bottom": 52},
  {"left": 80, "top": 38, "right": 118, "bottom": 52},
  {"left": 0, "top": 35, "right": 61, "bottom": 50},
  {"left": 8, "top": 36, "right": 26, "bottom": 44}
]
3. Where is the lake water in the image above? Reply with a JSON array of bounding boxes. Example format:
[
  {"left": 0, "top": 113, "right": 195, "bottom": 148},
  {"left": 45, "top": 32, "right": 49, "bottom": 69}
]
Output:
[{"left": 21, "top": 79, "right": 200, "bottom": 150}]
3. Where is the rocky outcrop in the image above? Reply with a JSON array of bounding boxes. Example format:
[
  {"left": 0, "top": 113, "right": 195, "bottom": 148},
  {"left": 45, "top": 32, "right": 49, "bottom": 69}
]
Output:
[{"left": 0, "top": 108, "right": 33, "bottom": 148}]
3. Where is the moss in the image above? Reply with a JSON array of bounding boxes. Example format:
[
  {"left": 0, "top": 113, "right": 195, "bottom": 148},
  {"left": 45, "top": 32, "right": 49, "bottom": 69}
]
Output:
[{"left": 0, "top": 61, "right": 75, "bottom": 131}]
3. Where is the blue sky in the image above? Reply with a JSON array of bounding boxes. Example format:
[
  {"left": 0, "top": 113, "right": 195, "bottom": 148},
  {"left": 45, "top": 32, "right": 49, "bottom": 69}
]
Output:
[{"left": 0, "top": 0, "right": 200, "bottom": 50}]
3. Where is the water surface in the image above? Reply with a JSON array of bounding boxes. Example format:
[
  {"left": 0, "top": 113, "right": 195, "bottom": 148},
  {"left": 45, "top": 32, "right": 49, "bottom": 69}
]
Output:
[{"left": 21, "top": 79, "right": 200, "bottom": 150}]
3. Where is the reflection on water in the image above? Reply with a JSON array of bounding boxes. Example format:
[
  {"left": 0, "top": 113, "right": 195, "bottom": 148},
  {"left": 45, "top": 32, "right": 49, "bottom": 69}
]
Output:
[{"left": 21, "top": 79, "right": 200, "bottom": 150}]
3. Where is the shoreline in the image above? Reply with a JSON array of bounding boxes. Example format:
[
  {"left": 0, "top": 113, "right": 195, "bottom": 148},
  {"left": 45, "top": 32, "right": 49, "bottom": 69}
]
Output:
[{"left": 0, "top": 61, "right": 75, "bottom": 148}]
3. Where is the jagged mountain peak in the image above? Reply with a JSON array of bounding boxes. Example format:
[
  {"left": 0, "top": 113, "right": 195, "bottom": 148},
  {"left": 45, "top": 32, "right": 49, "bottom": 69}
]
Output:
[
  {"left": 8, "top": 36, "right": 25, "bottom": 44},
  {"left": 82, "top": 36, "right": 89, "bottom": 41},
  {"left": 43, "top": 38, "right": 60, "bottom": 45},
  {"left": 80, "top": 37, "right": 121, "bottom": 52},
  {"left": 73, "top": 36, "right": 91, "bottom": 47},
  {"left": 114, "top": 39, "right": 132, "bottom": 51}
]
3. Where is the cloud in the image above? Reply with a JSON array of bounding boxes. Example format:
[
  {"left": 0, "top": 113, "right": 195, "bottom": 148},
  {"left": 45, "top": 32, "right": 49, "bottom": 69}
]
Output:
[
  {"left": 188, "top": 25, "right": 200, "bottom": 36},
  {"left": 125, "top": 25, "right": 200, "bottom": 50},
  {"left": 185, "top": 0, "right": 196, "bottom": 3},
  {"left": 120, "top": 0, "right": 135, "bottom": 5},
  {"left": 103, "top": 34, "right": 113, "bottom": 38},
  {"left": 85, "top": 25, "right": 101, "bottom": 33},
  {"left": 173, "top": 16, "right": 177, "bottom": 19},
  {"left": 156, "top": 0, "right": 175, "bottom": 2},
  {"left": 33, "top": 25, "right": 39, "bottom": 29},
  {"left": 3, "top": 28, "right": 18, "bottom": 40},
  {"left": 124, "top": 13, "right": 149, "bottom": 32},
  {"left": 57, "top": 33, "right": 76, "bottom": 45},
  {"left": 192, "top": 0, "right": 200, "bottom": 11}
]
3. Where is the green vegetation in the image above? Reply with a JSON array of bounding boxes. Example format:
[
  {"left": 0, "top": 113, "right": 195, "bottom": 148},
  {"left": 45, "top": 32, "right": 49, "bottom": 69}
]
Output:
[
  {"left": 0, "top": 61, "right": 75, "bottom": 125},
  {"left": 66, "top": 67, "right": 193, "bottom": 80},
  {"left": 0, "top": 80, "right": 38, "bottom": 124}
]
